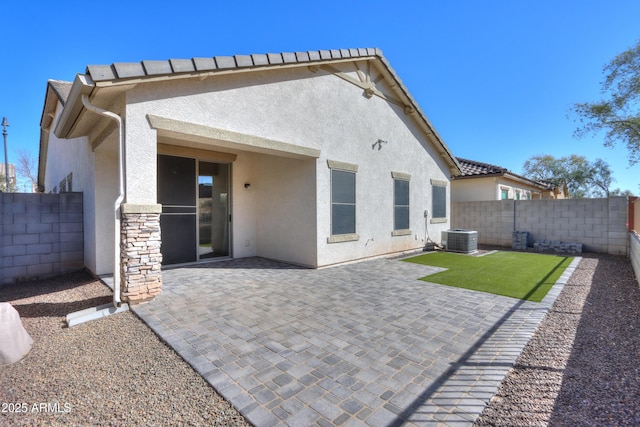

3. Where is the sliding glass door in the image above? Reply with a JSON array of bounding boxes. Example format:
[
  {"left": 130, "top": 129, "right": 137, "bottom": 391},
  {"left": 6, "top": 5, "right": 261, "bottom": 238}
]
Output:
[
  {"left": 158, "top": 155, "right": 230, "bottom": 265},
  {"left": 198, "top": 162, "right": 229, "bottom": 259}
]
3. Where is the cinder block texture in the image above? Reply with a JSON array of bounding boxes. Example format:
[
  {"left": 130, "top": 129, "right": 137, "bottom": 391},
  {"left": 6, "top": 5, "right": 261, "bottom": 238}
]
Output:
[
  {"left": 1, "top": 193, "right": 84, "bottom": 285},
  {"left": 452, "top": 197, "right": 629, "bottom": 255}
]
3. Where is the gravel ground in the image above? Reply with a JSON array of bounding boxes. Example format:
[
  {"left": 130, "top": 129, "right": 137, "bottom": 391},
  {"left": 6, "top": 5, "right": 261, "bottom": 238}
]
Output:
[
  {"left": 475, "top": 253, "right": 640, "bottom": 426},
  {"left": 0, "top": 272, "right": 250, "bottom": 427},
  {"left": 1, "top": 253, "right": 639, "bottom": 426}
]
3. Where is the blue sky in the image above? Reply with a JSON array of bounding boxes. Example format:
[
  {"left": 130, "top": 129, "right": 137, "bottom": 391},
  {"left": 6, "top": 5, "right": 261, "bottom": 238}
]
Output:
[{"left": 1, "top": 0, "right": 638, "bottom": 193}]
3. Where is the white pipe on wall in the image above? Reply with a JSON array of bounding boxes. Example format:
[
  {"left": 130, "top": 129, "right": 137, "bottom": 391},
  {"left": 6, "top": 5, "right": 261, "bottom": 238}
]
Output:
[{"left": 80, "top": 95, "right": 125, "bottom": 307}]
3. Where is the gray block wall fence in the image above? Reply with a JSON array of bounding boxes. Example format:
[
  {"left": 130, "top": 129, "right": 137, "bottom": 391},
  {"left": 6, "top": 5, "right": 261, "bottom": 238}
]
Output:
[
  {"left": 451, "top": 197, "right": 629, "bottom": 255},
  {"left": 1, "top": 193, "right": 84, "bottom": 285}
]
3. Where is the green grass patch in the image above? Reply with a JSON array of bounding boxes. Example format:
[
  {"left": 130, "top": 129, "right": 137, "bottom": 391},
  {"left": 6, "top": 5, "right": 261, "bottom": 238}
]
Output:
[{"left": 403, "top": 251, "right": 573, "bottom": 302}]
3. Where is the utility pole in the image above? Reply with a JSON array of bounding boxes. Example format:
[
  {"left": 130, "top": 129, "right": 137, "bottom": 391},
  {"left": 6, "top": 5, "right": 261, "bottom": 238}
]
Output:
[{"left": 2, "top": 117, "right": 9, "bottom": 191}]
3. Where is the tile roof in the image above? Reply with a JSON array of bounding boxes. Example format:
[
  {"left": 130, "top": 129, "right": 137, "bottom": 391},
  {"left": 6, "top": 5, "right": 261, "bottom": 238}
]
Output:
[
  {"left": 456, "top": 157, "right": 558, "bottom": 190},
  {"left": 86, "top": 48, "right": 382, "bottom": 82},
  {"left": 456, "top": 157, "right": 508, "bottom": 176},
  {"left": 44, "top": 46, "right": 461, "bottom": 175}
]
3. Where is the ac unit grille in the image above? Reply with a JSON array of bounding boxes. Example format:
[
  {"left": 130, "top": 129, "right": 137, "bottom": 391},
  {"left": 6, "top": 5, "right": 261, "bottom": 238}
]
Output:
[{"left": 441, "top": 229, "right": 478, "bottom": 253}]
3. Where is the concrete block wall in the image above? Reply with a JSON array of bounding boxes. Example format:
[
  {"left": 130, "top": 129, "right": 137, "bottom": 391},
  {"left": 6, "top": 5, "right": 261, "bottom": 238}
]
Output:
[
  {"left": 452, "top": 197, "right": 629, "bottom": 255},
  {"left": 451, "top": 200, "right": 513, "bottom": 246},
  {"left": 1, "top": 193, "right": 83, "bottom": 285}
]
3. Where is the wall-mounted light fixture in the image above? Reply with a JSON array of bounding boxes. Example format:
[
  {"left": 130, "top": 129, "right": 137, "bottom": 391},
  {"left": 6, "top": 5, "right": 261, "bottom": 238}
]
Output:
[
  {"left": 372, "top": 139, "right": 388, "bottom": 151},
  {"left": 244, "top": 183, "right": 251, "bottom": 189}
]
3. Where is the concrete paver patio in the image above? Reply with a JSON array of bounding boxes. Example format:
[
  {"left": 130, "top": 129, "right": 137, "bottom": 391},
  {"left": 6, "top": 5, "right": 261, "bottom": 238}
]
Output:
[{"left": 132, "top": 255, "right": 578, "bottom": 426}]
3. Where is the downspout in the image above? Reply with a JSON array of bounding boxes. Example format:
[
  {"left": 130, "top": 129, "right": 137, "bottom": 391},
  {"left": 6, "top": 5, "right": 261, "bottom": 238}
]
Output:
[{"left": 80, "top": 94, "right": 125, "bottom": 307}]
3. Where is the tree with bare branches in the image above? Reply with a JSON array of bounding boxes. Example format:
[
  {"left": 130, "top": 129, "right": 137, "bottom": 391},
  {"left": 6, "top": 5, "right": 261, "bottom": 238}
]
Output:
[{"left": 15, "top": 148, "right": 38, "bottom": 191}]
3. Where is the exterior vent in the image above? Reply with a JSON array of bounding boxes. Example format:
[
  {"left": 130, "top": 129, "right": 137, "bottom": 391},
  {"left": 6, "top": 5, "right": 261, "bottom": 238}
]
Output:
[{"left": 441, "top": 229, "right": 478, "bottom": 254}]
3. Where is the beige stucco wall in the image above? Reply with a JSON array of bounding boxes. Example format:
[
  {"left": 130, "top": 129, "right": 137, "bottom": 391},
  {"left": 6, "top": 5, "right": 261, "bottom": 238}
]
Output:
[
  {"left": 451, "top": 178, "right": 500, "bottom": 202},
  {"left": 253, "top": 155, "right": 317, "bottom": 266},
  {"left": 452, "top": 176, "right": 542, "bottom": 202},
  {"left": 92, "top": 139, "right": 119, "bottom": 275},
  {"left": 97, "top": 62, "right": 453, "bottom": 269}
]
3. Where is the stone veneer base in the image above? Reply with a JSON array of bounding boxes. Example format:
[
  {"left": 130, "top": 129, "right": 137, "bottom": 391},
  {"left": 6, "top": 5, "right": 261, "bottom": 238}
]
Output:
[{"left": 120, "top": 204, "right": 163, "bottom": 304}]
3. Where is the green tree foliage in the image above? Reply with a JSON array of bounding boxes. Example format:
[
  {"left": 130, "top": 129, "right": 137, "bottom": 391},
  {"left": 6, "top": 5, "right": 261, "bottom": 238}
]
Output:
[
  {"left": 572, "top": 40, "right": 640, "bottom": 164},
  {"left": 522, "top": 154, "right": 616, "bottom": 198}
]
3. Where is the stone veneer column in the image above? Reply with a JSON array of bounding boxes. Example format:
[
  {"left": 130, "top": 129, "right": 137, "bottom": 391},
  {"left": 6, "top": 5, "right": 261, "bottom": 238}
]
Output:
[{"left": 119, "top": 204, "right": 163, "bottom": 304}]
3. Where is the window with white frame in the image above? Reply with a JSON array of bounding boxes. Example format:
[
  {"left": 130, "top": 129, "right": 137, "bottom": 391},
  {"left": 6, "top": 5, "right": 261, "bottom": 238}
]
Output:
[
  {"left": 392, "top": 172, "right": 411, "bottom": 234},
  {"left": 501, "top": 188, "right": 509, "bottom": 200},
  {"left": 431, "top": 179, "right": 447, "bottom": 223},
  {"left": 328, "top": 160, "right": 358, "bottom": 242}
]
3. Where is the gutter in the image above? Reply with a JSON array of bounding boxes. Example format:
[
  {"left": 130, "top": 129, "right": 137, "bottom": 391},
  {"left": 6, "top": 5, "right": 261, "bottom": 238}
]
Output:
[{"left": 64, "top": 89, "right": 129, "bottom": 326}]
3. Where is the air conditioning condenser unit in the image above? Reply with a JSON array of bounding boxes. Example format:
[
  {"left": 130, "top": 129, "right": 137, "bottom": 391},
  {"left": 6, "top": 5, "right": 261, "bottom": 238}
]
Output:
[{"left": 441, "top": 229, "right": 478, "bottom": 254}]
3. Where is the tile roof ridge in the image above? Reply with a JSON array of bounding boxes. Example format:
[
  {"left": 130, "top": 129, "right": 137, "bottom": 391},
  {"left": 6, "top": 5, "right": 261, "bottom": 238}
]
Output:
[
  {"left": 86, "top": 47, "right": 383, "bottom": 82},
  {"left": 457, "top": 157, "right": 506, "bottom": 170}
]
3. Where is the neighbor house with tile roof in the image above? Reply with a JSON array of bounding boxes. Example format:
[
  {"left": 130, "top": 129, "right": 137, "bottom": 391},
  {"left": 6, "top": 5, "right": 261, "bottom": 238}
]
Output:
[
  {"left": 38, "top": 48, "right": 462, "bottom": 303},
  {"left": 451, "top": 157, "right": 567, "bottom": 202}
]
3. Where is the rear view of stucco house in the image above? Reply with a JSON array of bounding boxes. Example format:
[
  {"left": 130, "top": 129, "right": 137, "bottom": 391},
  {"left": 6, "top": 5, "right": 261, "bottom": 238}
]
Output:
[
  {"left": 452, "top": 157, "right": 567, "bottom": 202},
  {"left": 38, "top": 48, "right": 461, "bottom": 304}
]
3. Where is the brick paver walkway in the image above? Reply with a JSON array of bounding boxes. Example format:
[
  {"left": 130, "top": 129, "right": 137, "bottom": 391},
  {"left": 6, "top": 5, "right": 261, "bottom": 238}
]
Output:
[{"left": 132, "top": 255, "right": 578, "bottom": 426}]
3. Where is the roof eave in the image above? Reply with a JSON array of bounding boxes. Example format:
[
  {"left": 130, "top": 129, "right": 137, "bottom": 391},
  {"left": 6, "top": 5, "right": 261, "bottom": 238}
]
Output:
[
  {"left": 38, "top": 83, "right": 63, "bottom": 188},
  {"left": 453, "top": 170, "right": 552, "bottom": 191},
  {"left": 452, "top": 172, "right": 505, "bottom": 180},
  {"left": 53, "top": 74, "right": 95, "bottom": 139}
]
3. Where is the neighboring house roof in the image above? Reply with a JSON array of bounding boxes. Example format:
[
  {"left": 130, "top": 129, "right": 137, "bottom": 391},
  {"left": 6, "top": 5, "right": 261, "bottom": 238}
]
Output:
[
  {"left": 454, "top": 157, "right": 555, "bottom": 191},
  {"left": 42, "top": 47, "right": 462, "bottom": 176},
  {"left": 457, "top": 157, "right": 508, "bottom": 177}
]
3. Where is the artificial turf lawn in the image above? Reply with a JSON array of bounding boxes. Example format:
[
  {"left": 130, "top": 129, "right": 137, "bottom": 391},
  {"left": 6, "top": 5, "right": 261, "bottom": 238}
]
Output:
[{"left": 403, "top": 251, "right": 573, "bottom": 302}]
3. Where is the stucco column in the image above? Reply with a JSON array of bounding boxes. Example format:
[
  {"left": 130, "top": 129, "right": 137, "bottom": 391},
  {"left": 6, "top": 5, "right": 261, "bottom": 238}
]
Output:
[{"left": 120, "top": 203, "right": 162, "bottom": 303}]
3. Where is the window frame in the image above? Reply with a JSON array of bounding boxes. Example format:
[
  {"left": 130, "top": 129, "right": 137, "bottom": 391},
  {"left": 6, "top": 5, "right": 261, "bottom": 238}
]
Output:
[
  {"left": 392, "top": 172, "right": 411, "bottom": 236},
  {"left": 431, "top": 179, "right": 448, "bottom": 224},
  {"left": 327, "top": 160, "right": 359, "bottom": 243},
  {"left": 501, "top": 188, "right": 509, "bottom": 200}
]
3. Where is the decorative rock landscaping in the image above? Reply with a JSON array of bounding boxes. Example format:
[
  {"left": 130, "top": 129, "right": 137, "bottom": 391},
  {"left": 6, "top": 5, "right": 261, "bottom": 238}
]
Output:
[
  {"left": 512, "top": 231, "right": 583, "bottom": 254},
  {"left": 533, "top": 240, "right": 583, "bottom": 254}
]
